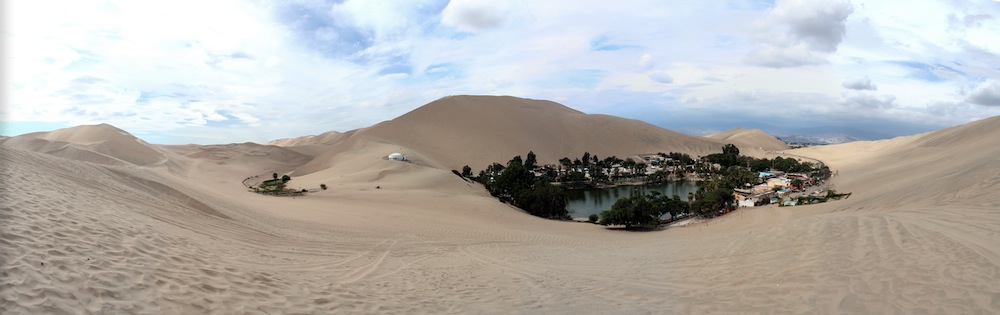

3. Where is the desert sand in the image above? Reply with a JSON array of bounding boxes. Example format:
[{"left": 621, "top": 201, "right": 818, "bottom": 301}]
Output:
[
  {"left": 705, "top": 128, "right": 790, "bottom": 152},
  {"left": 1, "top": 96, "right": 998, "bottom": 314}
]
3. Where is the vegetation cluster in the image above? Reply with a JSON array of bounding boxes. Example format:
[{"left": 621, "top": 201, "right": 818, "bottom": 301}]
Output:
[
  {"left": 252, "top": 172, "right": 297, "bottom": 196},
  {"left": 465, "top": 152, "right": 569, "bottom": 219},
  {"left": 598, "top": 192, "right": 689, "bottom": 229},
  {"left": 458, "top": 144, "right": 838, "bottom": 226}
]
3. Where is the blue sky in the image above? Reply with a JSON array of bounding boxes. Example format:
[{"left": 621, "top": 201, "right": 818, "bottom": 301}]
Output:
[{"left": 4, "top": 0, "right": 1000, "bottom": 144}]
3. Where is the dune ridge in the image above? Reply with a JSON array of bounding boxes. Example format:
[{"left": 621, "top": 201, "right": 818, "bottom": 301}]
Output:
[
  {"left": 5, "top": 124, "right": 165, "bottom": 166},
  {"left": 1, "top": 96, "right": 998, "bottom": 313},
  {"left": 267, "top": 130, "right": 345, "bottom": 147},
  {"left": 297, "top": 95, "right": 734, "bottom": 173},
  {"left": 706, "top": 127, "right": 790, "bottom": 151}
]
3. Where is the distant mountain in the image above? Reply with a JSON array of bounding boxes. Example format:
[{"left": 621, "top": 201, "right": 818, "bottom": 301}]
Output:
[
  {"left": 294, "top": 95, "right": 732, "bottom": 173},
  {"left": 678, "top": 123, "right": 889, "bottom": 145},
  {"left": 776, "top": 134, "right": 865, "bottom": 145},
  {"left": 778, "top": 125, "right": 893, "bottom": 144},
  {"left": 704, "top": 128, "right": 790, "bottom": 151}
]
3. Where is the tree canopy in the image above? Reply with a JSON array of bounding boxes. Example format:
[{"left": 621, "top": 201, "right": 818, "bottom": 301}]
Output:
[
  {"left": 599, "top": 192, "right": 689, "bottom": 229},
  {"left": 483, "top": 153, "right": 569, "bottom": 219}
]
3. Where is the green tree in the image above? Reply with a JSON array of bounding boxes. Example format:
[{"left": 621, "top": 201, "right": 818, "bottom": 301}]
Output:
[
  {"left": 281, "top": 174, "right": 291, "bottom": 182},
  {"left": 599, "top": 192, "right": 662, "bottom": 229},
  {"left": 513, "top": 180, "right": 568, "bottom": 219},
  {"left": 791, "top": 178, "right": 804, "bottom": 190},
  {"left": 559, "top": 157, "right": 573, "bottom": 170},
  {"left": 489, "top": 160, "right": 532, "bottom": 200},
  {"left": 486, "top": 163, "right": 505, "bottom": 176},
  {"left": 582, "top": 152, "right": 591, "bottom": 168},
  {"left": 622, "top": 158, "right": 636, "bottom": 176},
  {"left": 273, "top": 172, "right": 278, "bottom": 180},
  {"left": 320, "top": 183, "right": 327, "bottom": 190},
  {"left": 525, "top": 151, "right": 537, "bottom": 169},
  {"left": 462, "top": 165, "right": 473, "bottom": 177},
  {"left": 723, "top": 143, "right": 740, "bottom": 156},
  {"left": 716, "top": 166, "right": 757, "bottom": 190},
  {"left": 510, "top": 155, "right": 523, "bottom": 166}
]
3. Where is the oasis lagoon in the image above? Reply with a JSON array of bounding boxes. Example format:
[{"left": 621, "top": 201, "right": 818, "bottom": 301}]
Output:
[{"left": 566, "top": 181, "right": 699, "bottom": 219}]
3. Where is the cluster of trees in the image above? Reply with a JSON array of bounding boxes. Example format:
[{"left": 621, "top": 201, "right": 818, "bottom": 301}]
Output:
[
  {"left": 599, "top": 192, "right": 689, "bottom": 229},
  {"left": 453, "top": 143, "right": 840, "bottom": 230},
  {"left": 557, "top": 152, "right": 620, "bottom": 183},
  {"left": 471, "top": 152, "right": 569, "bottom": 219},
  {"left": 254, "top": 172, "right": 293, "bottom": 195},
  {"left": 465, "top": 150, "right": 699, "bottom": 189},
  {"left": 748, "top": 156, "right": 816, "bottom": 173},
  {"left": 555, "top": 151, "right": 696, "bottom": 184},
  {"left": 704, "top": 144, "right": 743, "bottom": 168},
  {"left": 703, "top": 145, "right": 830, "bottom": 178},
  {"left": 688, "top": 164, "right": 758, "bottom": 217}
]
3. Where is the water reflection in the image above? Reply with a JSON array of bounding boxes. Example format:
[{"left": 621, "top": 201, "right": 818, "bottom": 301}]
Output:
[{"left": 566, "top": 182, "right": 699, "bottom": 218}]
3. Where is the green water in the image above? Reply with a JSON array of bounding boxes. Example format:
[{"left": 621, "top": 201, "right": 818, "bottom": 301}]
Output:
[{"left": 565, "top": 182, "right": 699, "bottom": 218}]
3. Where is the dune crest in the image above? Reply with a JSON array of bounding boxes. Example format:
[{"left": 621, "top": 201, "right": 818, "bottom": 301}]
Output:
[
  {"left": 6, "top": 123, "right": 165, "bottom": 166},
  {"left": 352, "top": 95, "right": 728, "bottom": 171},
  {"left": 267, "top": 130, "right": 344, "bottom": 147},
  {"left": 706, "top": 128, "right": 790, "bottom": 151}
]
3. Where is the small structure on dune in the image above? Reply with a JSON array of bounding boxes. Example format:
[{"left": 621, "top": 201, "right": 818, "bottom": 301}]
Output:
[{"left": 388, "top": 152, "right": 406, "bottom": 161}]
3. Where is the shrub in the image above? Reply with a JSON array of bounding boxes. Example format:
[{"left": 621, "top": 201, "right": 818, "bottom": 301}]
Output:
[
  {"left": 588, "top": 214, "right": 599, "bottom": 223},
  {"left": 320, "top": 184, "right": 327, "bottom": 190}
]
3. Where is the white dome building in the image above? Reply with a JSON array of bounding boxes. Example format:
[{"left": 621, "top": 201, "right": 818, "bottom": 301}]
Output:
[{"left": 388, "top": 153, "right": 406, "bottom": 161}]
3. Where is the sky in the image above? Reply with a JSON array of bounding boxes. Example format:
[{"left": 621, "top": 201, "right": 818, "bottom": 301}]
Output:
[{"left": 4, "top": 0, "right": 1000, "bottom": 144}]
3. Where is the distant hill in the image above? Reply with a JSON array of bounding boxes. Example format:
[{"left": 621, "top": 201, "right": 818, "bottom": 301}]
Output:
[
  {"left": 268, "top": 130, "right": 345, "bottom": 147},
  {"left": 705, "top": 128, "right": 789, "bottom": 151},
  {"left": 776, "top": 134, "right": 864, "bottom": 145},
  {"left": 4, "top": 123, "right": 165, "bottom": 166},
  {"left": 331, "top": 95, "right": 730, "bottom": 171}
]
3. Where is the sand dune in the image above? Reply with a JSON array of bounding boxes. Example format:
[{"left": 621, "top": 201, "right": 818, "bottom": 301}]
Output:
[
  {"left": 1, "top": 98, "right": 998, "bottom": 313},
  {"left": 267, "top": 130, "right": 345, "bottom": 147},
  {"left": 353, "top": 95, "right": 730, "bottom": 171},
  {"left": 706, "top": 127, "right": 790, "bottom": 151},
  {"left": 6, "top": 124, "right": 165, "bottom": 166}
]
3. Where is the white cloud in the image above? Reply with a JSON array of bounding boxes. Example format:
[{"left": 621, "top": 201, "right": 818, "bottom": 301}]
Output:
[
  {"left": 638, "top": 53, "right": 655, "bottom": 70},
  {"left": 743, "top": 46, "right": 827, "bottom": 68},
  {"left": 842, "top": 76, "right": 877, "bottom": 90},
  {"left": 441, "top": 0, "right": 511, "bottom": 32},
  {"left": 966, "top": 80, "right": 1000, "bottom": 106},
  {"left": 840, "top": 91, "right": 895, "bottom": 109},
  {"left": 745, "top": 0, "right": 853, "bottom": 68},
  {"left": 649, "top": 72, "right": 674, "bottom": 84}
]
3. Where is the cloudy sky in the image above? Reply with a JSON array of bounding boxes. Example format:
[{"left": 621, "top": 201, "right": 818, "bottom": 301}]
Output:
[{"left": 4, "top": 0, "right": 1000, "bottom": 144}]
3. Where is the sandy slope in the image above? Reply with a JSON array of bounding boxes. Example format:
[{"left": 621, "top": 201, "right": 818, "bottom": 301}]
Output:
[
  {"left": 351, "top": 95, "right": 731, "bottom": 171},
  {"left": 4, "top": 124, "right": 165, "bottom": 166},
  {"left": 1, "top": 100, "right": 998, "bottom": 313},
  {"left": 267, "top": 130, "right": 345, "bottom": 147},
  {"left": 706, "top": 128, "right": 790, "bottom": 151}
]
